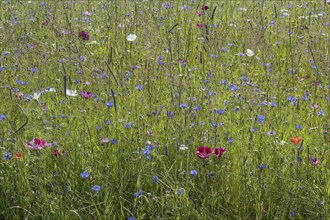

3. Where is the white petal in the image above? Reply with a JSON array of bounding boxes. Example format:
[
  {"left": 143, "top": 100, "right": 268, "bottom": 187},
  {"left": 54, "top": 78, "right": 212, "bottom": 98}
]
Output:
[
  {"left": 66, "top": 89, "right": 78, "bottom": 96},
  {"left": 31, "top": 92, "right": 42, "bottom": 100},
  {"left": 246, "top": 49, "right": 254, "bottom": 56},
  {"left": 126, "top": 34, "right": 137, "bottom": 41}
]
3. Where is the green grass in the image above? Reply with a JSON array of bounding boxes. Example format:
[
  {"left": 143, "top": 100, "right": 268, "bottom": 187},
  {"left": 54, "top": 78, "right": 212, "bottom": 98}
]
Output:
[{"left": 0, "top": 0, "right": 329, "bottom": 219}]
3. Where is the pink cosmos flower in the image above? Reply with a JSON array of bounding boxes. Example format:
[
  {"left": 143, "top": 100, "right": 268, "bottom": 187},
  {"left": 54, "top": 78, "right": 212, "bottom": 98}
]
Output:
[
  {"left": 310, "top": 158, "right": 320, "bottom": 167},
  {"left": 196, "top": 11, "right": 204, "bottom": 16},
  {"left": 196, "top": 146, "right": 213, "bottom": 159},
  {"left": 213, "top": 147, "right": 227, "bottom": 157},
  {"left": 83, "top": 11, "right": 92, "bottom": 16},
  {"left": 196, "top": 23, "right": 205, "bottom": 29},
  {"left": 26, "top": 138, "right": 50, "bottom": 150},
  {"left": 80, "top": 91, "right": 92, "bottom": 98}
]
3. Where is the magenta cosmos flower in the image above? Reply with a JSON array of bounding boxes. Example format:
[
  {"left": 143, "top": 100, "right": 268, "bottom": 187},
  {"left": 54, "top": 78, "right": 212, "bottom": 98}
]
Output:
[
  {"left": 213, "top": 147, "right": 227, "bottom": 157},
  {"left": 79, "top": 31, "right": 89, "bottom": 40},
  {"left": 80, "top": 91, "right": 92, "bottom": 98},
  {"left": 26, "top": 138, "right": 50, "bottom": 150},
  {"left": 310, "top": 158, "right": 320, "bottom": 167},
  {"left": 196, "top": 146, "right": 213, "bottom": 159}
]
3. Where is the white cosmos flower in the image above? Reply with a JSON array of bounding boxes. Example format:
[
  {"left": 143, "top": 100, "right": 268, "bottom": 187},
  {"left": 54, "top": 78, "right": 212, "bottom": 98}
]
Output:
[
  {"left": 31, "top": 92, "right": 42, "bottom": 100},
  {"left": 246, "top": 49, "right": 254, "bottom": 57},
  {"left": 126, "top": 34, "right": 137, "bottom": 41},
  {"left": 66, "top": 89, "right": 78, "bottom": 96}
]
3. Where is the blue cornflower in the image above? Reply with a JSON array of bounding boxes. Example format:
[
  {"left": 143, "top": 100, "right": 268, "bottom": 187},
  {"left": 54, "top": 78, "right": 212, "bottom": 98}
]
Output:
[
  {"left": 105, "top": 120, "right": 114, "bottom": 125},
  {"left": 257, "top": 115, "right": 265, "bottom": 123},
  {"left": 0, "top": 114, "right": 7, "bottom": 122},
  {"left": 124, "top": 122, "right": 134, "bottom": 128},
  {"left": 190, "top": 170, "right": 198, "bottom": 176},
  {"left": 220, "top": 79, "right": 228, "bottom": 85},
  {"left": 179, "top": 103, "right": 187, "bottom": 109},
  {"left": 134, "top": 189, "right": 144, "bottom": 198},
  {"left": 163, "top": 2, "right": 171, "bottom": 9},
  {"left": 136, "top": 85, "right": 143, "bottom": 91},
  {"left": 228, "top": 84, "right": 239, "bottom": 91},
  {"left": 106, "top": 102, "right": 114, "bottom": 108},
  {"left": 241, "top": 76, "right": 249, "bottom": 82},
  {"left": 259, "top": 164, "right": 267, "bottom": 171},
  {"left": 127, "top": 217, "right": 136, "bottom": 220},
  {"left": 31, "top": 67, "right": 38, "bottom": 73},
  {"left": 317, "top": 110, "right": 325, "bottom": 116},
  {"left": 267, "top": 131, "right": 276, "bottom": 136},
  {"left": 81, "top": 171, "right": 90, "bottom": 179},
  {"left": 193, "top": 106, "right": 200, "bottom": 111},
  {"left": 0, "top": 66, "right": 4, "bottom": 72},
  {"left": 110, "top": 139, "right": 118, "bottom": 144},
  {"left": 216, "top": 109, "right": 225, "bottom": 115},
  {"left": 296, "top": 124, "right": 303, "bottom": 130},
  {"left": 177, "top": 189, "right": 185, "bottom": 196},
  {"left": 91, "top": 185, "right": 100, "bottom": 192},
  {"left": 80, "top": 56, "right": 87, "bottom": 62},
  {"left": 4, "top": 152, "right": 11, "bottom": 160},
  {"left": 167, "top": 111, "right": 174, "bottom": 118},
  {"left": 152, "top": 175, "right": 159, "bottom": 183}
]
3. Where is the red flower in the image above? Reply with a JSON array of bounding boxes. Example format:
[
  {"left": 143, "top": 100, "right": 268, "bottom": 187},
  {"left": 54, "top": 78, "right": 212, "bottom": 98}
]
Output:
[
  {"left": 291, "top": 137, "right": 301, "bottom": 145},
  {"left": 52, "top": 149, "right": 65, "bottom": 157},
  {"left": 196, "top": 23, "right": 205, "bottom": 29},
  {"left": 79, "top": 31, "right": 89, "bottom": 40},
  {"left": 14, "top": 152, "right": 24, "bottom": 159},
  {"left": 26, "top": 138, "right": 50, "bottom": 150},
  {"left": 196, "top": 146, "right": 212, "bottom": 159},
  {"left": 213, "top": 147, "right": 227, "bottom": 157}
]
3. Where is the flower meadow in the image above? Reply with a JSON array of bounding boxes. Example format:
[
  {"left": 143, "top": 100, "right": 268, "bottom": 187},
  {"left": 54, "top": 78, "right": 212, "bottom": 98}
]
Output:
[{"left": 0, "top": 0, "right": 329, "bottom": 219}]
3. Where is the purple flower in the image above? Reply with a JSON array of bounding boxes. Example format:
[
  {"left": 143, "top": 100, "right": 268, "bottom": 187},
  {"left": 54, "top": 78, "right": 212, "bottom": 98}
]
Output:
[{"left": 79, "top": 30, "right": 89, "bottom": 40}]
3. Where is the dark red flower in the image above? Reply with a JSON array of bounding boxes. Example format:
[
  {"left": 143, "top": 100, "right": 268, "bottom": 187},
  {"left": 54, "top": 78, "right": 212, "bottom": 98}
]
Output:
[
  {"left": 202, "top": 5, "right": 209, "bottom": 10},
  {"left": 213, "top": 147, "right": 227, "bottom": 157},
  {"left": 52, "top": 149, "right": 65, "bottom": 157},
  {"left": 79, "top": 31, "right": 89, "bottom": 40},
  {"left": 196, "top": 146, "right": 212, "bottom": 159}
]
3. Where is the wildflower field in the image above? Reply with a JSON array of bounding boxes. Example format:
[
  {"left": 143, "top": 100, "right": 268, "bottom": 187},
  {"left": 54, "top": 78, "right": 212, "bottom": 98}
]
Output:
[{"left": 0, "top": 0, "right": 329, "bottom": 219}]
